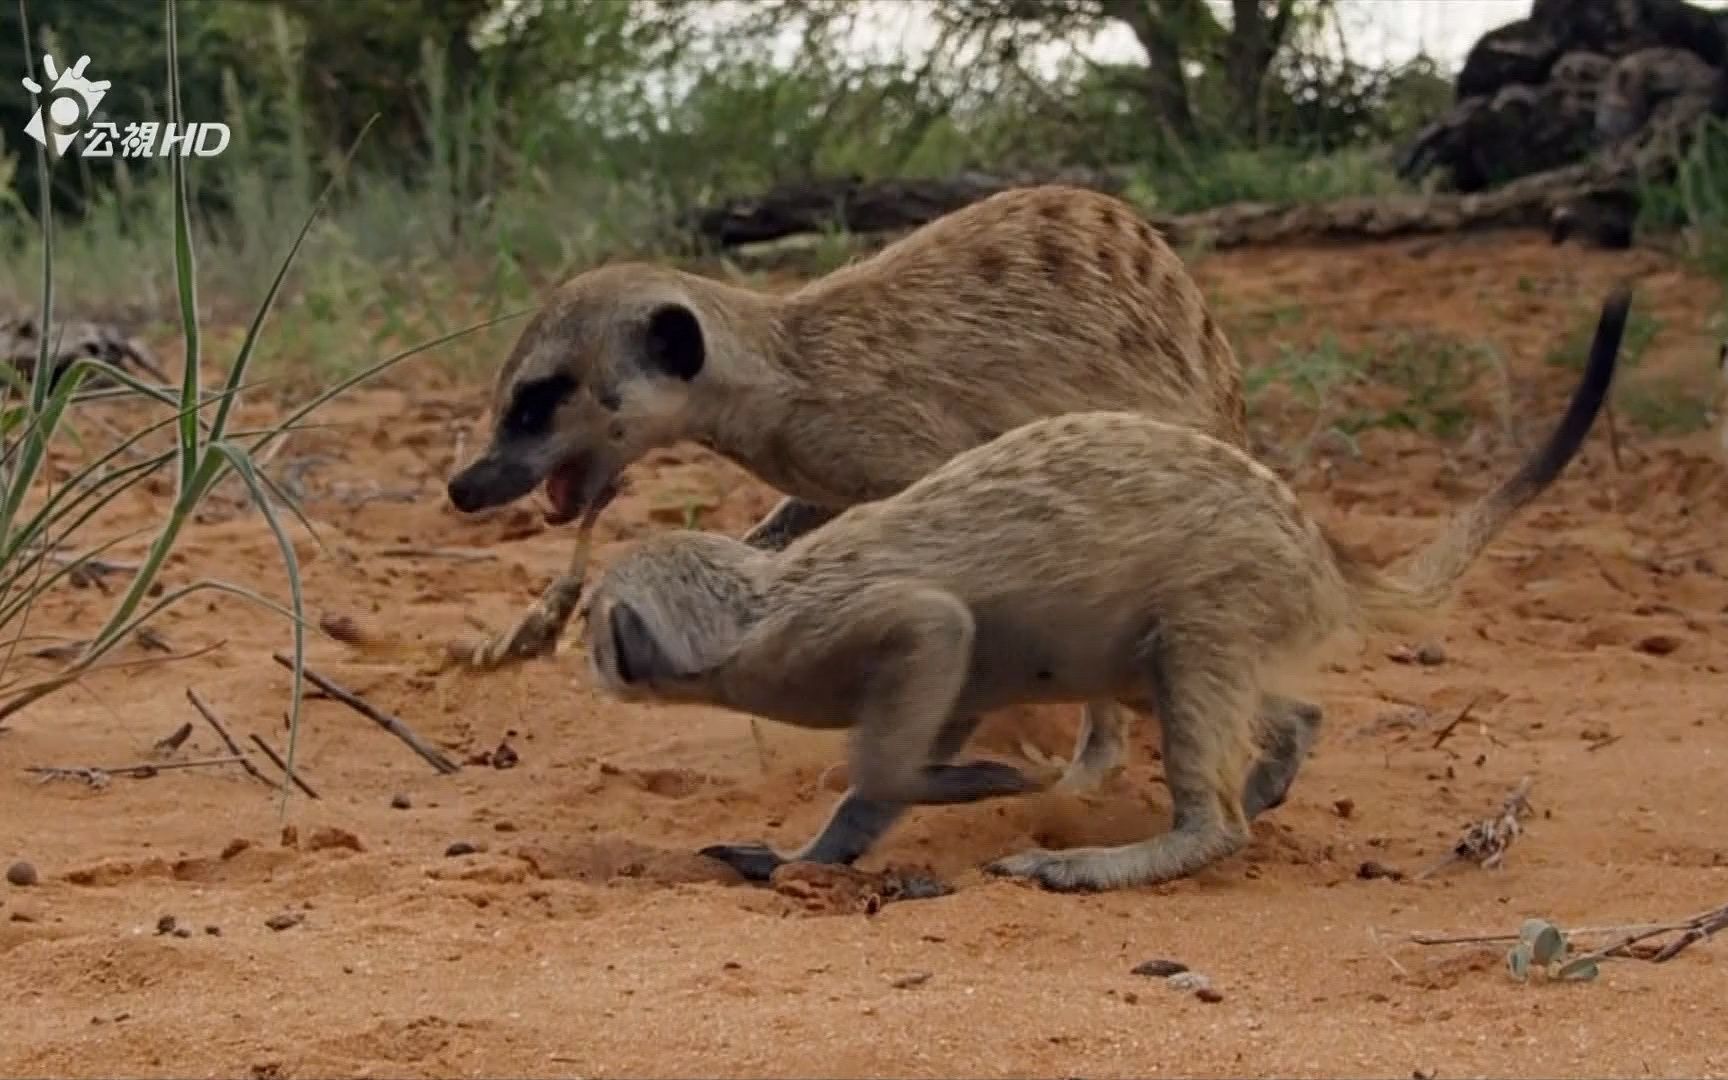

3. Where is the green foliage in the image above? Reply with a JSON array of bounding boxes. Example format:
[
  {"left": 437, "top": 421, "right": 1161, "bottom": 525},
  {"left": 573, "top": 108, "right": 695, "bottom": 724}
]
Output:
[
  {"left": 1245, "top": 328, "right": 1506, "bottom": 446},
  {"left": 1545, "top": 306, "right": 1662, "bottom": 372},
  {"left": 0, "top": 0, "right": 507, "bottom": 780},
  {"left": 1506, "top": 918, "right": 1600, "bottom": 984},
  {"left": 1639, "top": 114, "right": 1728, "bottom": 286}
]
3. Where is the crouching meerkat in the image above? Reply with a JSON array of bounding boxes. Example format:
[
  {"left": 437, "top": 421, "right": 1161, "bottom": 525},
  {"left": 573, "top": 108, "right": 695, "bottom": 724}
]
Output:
[
  {"left": 577, "top": 285, "right": 1630, "bottom": 892},
  {"left": 444, "top": 184, "right": 1273, "bottom": 793}
]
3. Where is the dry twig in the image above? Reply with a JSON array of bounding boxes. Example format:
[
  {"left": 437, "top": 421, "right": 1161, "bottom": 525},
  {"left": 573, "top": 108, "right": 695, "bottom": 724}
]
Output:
[
  {"left": 1405, "top": 900, "right": 1728, "bottom": 966},
  {"left": 247, "top": 733, "right": 320, "bottom": 800},
  {"left": 25, "top": 756, "right": 247, "bottom": 786},
  {"left": 1416, "top": 775, "right": 1533, "bottom": 879},
  {"left": 151, "top": 721, "right": 193, "bottom": 756},
  {"left": 1430, "top": 694, "right": 1482, "bottom": 750},
  {"left": 185, "top": 688, "right": 276, "bottom": 789},
  {"left": 269, "top": 652, "right": 459, "bottom": 774}
]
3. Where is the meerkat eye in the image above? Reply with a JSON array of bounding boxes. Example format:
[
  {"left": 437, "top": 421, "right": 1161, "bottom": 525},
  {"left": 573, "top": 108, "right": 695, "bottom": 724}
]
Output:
[{"left": 503, "top": 373, "right": 576, "bottom": 438}]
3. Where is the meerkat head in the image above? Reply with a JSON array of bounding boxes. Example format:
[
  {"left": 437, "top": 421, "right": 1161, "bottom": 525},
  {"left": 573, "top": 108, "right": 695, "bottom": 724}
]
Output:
[
  {"left": 581, "top": 532, "right": 766, "bottom": 703},
  {"left": 446, "top": 264, "right": 714, "bottom": 524}
]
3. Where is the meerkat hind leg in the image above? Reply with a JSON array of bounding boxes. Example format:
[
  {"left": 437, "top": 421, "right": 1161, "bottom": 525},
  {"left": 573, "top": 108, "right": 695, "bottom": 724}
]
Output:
[
  {"left": 988, "top": 644, "right": 1256, "bottom": 892},
  {"left": 701, "top": 713, "right": 989, "bottom": 882},
  {"left": 742, "top": 496, "right": 841, "bottom": 552},
  {"left": 1051, "top": 700, "right": 1130, "bottom": 793}
]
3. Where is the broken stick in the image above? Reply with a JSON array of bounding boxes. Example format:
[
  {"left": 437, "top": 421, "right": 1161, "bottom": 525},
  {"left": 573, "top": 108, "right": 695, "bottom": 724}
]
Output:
[
  {"left": 247, "top": 732, "right": 321, "bottom": 800},
  {"left": 185, "top": 687, "right": 277, "bottom": 789},
  {"left": 322, "top": 512, "right": 598, "bottom": 675},
  {"left": 1417, "top": 775, "right": 1533, "bottom": 879},
  {"left": 269, "top": 652, "right": 460, "bottom": 774}
]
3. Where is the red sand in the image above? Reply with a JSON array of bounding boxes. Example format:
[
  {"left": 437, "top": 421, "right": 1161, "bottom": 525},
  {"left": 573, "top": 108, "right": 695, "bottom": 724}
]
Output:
[{"left": 2, "top": 233, "right": 1724, "bottom": 1079}]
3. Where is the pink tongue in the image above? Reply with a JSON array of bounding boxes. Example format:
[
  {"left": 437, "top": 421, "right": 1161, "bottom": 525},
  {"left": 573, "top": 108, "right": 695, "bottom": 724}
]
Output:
[{"left": 543, "top": 470, "right": 576, "bottom": 522}]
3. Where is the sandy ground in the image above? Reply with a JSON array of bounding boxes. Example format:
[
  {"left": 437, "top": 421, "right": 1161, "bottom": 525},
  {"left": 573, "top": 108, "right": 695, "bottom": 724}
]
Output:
[{"left": 1, "top": 232, "right": 1725, "bottom": 1079}]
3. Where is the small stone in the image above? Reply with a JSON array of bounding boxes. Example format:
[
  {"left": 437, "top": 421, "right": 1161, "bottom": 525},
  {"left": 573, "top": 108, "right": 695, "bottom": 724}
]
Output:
[
  {"left": 220, "top": 838, "right": 251, "bottom": 860},
  {"left": 279, "top": 825, "right": 299, "bottom": 849},
  {"left": 155, "top": 914, "right": 178, "bottom": 935},
  {"left": 445, "top": 841, "right": 479, "bottom": 857},
  {"left": 1166, "top": 971, "right": 1212, "bottom": 994},
  {"left": 890, "top": 971, "right": 932, "bottom": 990},
  {"left": 172, "top": 927, "right": 191, "bottom": 939},
  {"left": 1415, "top": 643, "right": 1447, "bottom": 665},
  {"left": 204, "top": 925, "right": 221, "bottom": 936},
  {"left": 490, "top": 741, "right": 520, "bottom": 770},
  {"left": 264, "top": 912, "right": 304, "bottom": 932},
  {"left": 390, "top": 794, "right": 411, "bottom": 810},
  {"left": 5, "top": 860, "right": 38, "bottom": 887},
  {"left": 305, "top": 827, "right": 363, "bottom": 854},
  {"left": 1195, "top": 987, "right": 1224, "bottom": 1004},
  {"left": 1131, "top": 958, "right": 1189, "bottom": 978},
  {"left": 1636, "top": 634, "right": 1681, "bottom": 656},
  {"left": 1332, "top": 798, "right": 1356, "bottom": 819},
  {"left": 1357, "top": 860, "right": 1405, "bottom": 881},
  {"left": 1123, "top": 991, "right": 1139, "bottom": 1005}
]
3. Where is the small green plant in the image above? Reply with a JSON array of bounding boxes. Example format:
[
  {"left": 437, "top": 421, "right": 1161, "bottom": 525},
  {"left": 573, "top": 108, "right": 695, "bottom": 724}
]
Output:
[
  {"left": 1545, "top": 303, "right": 1662, "bottom": 372},
  {"left": 1617, "top": 377, "right": 1713, "bottom": 435},
  {"left": 1506, "top": 918, "right": 1600, "bottom": 984}
]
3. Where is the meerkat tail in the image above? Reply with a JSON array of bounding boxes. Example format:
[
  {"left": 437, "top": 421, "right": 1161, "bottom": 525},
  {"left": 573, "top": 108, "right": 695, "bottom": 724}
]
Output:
[{"left": 1334, "top": 282, "right": 1630, "bottom": 627}]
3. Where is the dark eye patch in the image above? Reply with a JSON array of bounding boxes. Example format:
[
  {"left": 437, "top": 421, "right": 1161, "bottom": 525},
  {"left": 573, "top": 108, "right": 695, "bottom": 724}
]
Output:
[{"left": 503, "top": 373, "right": 576, "bottom": 438}]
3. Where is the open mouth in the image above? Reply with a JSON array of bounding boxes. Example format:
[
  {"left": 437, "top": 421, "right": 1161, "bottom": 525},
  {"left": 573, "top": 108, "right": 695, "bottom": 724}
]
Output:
[{"left": 541, "top": 458, "right": 620, "bottom": 525}]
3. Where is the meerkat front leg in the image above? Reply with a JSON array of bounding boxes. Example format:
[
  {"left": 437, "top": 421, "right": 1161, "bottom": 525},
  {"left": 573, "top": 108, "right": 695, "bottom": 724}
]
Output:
[
  {"left": 700, "top": 712, "right": 988, "bottom": 882},
  {"left": 988, "top": 634, "right": 1258, "bottom": 891},
  {"left": 1242, "top": 694, "right": 1323, "bottom": 819},
  {"left": 702, "top": 587, "right": 1048, "bottom": 881},
  {"left": 741, "top": 497, "right": 840, "bottom": 552}
]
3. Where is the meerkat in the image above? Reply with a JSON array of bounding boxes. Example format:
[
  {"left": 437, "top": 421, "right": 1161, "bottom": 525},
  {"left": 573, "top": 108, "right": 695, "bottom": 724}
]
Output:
[
  {"left": 444, "top": 183, "right": 1270, "bottom": 793},
  {"left": 577, "top": 285, "right": 1629, "bottom": 892}
]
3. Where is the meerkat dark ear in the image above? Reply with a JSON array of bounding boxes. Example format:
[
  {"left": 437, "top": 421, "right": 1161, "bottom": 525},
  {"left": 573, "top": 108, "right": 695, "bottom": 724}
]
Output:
[
  {"left": 609, "top": 601, "right": 678, "bottom": 685},
  {"left": 642, "top": 303, "right": 705, "bottom": 382}
]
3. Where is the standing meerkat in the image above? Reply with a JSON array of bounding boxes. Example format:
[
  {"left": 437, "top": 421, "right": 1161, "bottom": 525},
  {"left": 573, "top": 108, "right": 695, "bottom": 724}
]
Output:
[
  {"left": 577, "top": 286, "right": 1629, "bottom": 891},
  {"left": 445, "top": 184, "right": 1269, "bottom": 792}
]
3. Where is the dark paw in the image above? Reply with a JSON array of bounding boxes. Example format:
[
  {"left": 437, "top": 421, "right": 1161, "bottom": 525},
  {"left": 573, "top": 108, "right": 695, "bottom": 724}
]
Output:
[{"left": 699, "top": 842, "right": 786, "bottom": 882}]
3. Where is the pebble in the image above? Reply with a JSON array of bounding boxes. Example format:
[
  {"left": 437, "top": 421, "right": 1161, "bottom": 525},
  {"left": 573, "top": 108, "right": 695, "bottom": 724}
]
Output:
[
  {"left": 445, "top": 841, "right": 480, "bottom": 857},
  {"left": 5, "top": 860, "right": 38, "bottom": 887},
  {"left": 390, "top": 794, "right": 411, "bottom": 810},
  {"left": 1130, "top": 958, "right": 1189, "bottom": 978}
]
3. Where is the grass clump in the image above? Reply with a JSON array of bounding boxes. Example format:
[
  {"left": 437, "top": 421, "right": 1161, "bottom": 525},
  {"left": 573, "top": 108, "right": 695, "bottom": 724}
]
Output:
[{"left": 0, "top": 0, "right": 512, "bottom": 802}]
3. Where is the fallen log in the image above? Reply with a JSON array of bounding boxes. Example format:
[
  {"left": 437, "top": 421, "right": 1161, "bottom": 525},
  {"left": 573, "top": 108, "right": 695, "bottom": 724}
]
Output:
[{"left": 681, "top": 168, "right": 1125, "bottom": 250}]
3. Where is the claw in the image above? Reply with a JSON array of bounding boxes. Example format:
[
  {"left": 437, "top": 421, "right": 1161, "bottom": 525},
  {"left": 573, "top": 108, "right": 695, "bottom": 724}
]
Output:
[{"left": 699, "top": 842, "right": 787, "bottom": 883}]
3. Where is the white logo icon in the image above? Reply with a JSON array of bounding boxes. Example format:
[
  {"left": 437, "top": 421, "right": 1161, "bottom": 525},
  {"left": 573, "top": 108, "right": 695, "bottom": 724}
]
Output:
[
  {"left": 19, "top": 50, "right": 229, "bottom": 159},
  {"left": 21, "top": 53, "right": 110, "bottom": 156}
]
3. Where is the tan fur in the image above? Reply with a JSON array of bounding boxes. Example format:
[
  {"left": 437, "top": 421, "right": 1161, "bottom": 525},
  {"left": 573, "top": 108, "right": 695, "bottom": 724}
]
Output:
[
  {"left": 453, "top": 183, "right": 1243, "bottom": 518},
  {"left": 579, "top": 286, "right": 1628, "bottom": 892},
  {"left": 447, "top": 184, "right": 1247, "bottom": 785}
]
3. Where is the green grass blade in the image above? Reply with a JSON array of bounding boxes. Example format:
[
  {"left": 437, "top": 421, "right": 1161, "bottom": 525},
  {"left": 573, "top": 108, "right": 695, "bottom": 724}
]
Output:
[
  {"left": 248, "top": 309, "right": 531, "bottom": 460},
  {"left": 0, "top": 576, "right": 312, "bottom": 725},
  {"left": 164, "top": 0, "right": 201, "bottom": 498},
  {"left": 208, "top": 114, "right": 381, "bottom": 443},
  {"left": 209, "top": 440, "right": 305, "bottom": 812}
]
